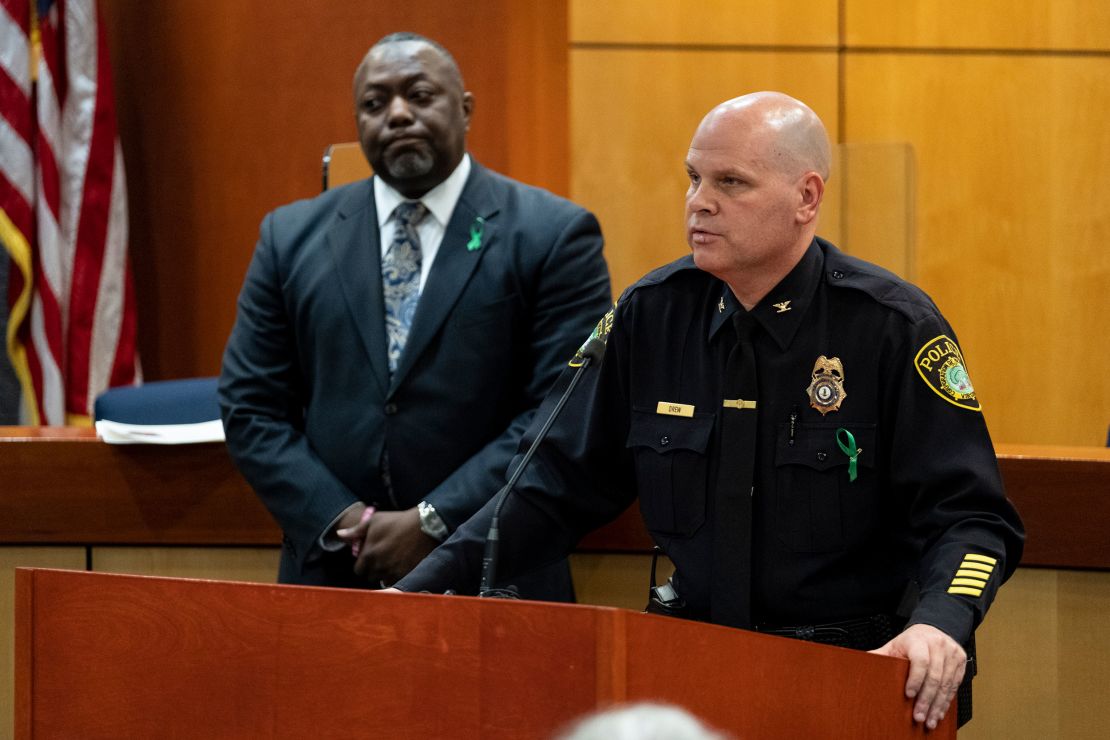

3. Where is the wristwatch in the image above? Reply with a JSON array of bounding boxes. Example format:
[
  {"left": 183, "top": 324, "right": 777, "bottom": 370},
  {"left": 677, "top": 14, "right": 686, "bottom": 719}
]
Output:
[{"left": 417, "top": 500, "right": 448, "bottom": 542}]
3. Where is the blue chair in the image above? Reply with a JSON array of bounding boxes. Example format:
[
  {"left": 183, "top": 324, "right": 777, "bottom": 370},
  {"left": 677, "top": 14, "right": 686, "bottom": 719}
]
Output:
[{"left": 93, "top": 377, "right": 220, "bottom": 425}]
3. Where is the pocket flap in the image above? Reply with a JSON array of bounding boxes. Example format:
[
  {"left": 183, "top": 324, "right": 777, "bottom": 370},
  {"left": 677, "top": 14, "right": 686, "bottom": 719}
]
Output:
[
  {"left": 626, "top": 408, "right": 714, "bottom": 454},
  {"left": 776, "top": 421, "right": 876, "bottom": 472}
]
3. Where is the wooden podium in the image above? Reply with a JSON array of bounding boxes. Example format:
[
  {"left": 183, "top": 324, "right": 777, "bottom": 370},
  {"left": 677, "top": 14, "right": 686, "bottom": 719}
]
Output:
[{"left": 15, "top": 569, "right": 950, "bottom": 739}]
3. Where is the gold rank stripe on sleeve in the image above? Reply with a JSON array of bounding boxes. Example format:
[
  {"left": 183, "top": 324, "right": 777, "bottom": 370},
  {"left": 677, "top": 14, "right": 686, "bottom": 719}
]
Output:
[
  {"left": 951, "top": 578, "right": 988, "bottom": 588},
  {"left": 947, "top": 553, "right": 997, "bottom": 598},
  {"left": 958, "top": 562, "right": 993, "bottom": 574},
  {"left": 948, "top": 586, "right": 985, "bottom": 597}
]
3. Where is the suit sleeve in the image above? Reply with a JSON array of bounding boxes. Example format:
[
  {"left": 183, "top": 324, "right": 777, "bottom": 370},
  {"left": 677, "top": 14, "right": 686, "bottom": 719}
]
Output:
[
  {"left": 396, "top": 298, "right": 636, "bottom": 595},
  {"left": 219, "top": 213, "right": 359, "bottom": 555},
  {"left": 420, "top": 206, "right": 612, "bottom": 531},
  {"left": 887, "top": 315, "right": 1025, "bottom": 644}
]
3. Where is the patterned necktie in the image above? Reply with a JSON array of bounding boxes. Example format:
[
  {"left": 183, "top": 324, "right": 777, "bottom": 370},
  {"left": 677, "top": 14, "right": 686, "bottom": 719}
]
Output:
[{"left": 382, "top": 201, "right": 428, "bottom": 375}]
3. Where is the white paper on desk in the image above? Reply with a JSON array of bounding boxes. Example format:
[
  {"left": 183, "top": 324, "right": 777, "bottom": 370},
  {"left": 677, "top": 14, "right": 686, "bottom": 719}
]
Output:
[{"left": 95, "top": 419, "right": 225, "bottom": 445}]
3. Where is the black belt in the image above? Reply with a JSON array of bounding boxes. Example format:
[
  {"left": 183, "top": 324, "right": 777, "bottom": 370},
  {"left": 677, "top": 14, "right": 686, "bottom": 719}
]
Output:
[{"left": 755, "top": 613, "right": 903, "bottom": 651}]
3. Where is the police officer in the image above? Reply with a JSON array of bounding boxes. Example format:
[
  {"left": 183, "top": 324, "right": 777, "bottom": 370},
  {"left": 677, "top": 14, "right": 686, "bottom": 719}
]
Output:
[{"left": 393, "top": 92, "right": 1024, "bottom": 731}]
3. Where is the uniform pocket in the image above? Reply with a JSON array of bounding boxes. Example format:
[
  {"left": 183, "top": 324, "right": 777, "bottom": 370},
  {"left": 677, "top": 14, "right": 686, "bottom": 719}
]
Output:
[
  {"left": 773, "top": 421, "right": 876, "bottom": 553},
  {"left": 626, "top": 408, "right": 714, "bottom": 537}
]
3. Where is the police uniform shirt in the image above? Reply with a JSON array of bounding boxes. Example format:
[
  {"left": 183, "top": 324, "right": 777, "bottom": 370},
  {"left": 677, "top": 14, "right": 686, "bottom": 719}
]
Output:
[{"left": 396, "top": 237, "right": 1025, "bottom": 646}]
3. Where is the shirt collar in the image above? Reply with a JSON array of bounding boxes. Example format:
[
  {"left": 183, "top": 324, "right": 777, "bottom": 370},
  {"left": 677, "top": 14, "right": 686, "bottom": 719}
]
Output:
[
  {"left": 707, "top": 238, "right": 825, "bottom": 350},
  {"left": 374, "top": 153, "right": 472, "bottom": 228}
]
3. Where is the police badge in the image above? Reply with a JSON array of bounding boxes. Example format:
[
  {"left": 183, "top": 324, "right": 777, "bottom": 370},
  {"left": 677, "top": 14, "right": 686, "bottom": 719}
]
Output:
[{"left": 806, "top": 355, "right": 847, "bottom": 415}]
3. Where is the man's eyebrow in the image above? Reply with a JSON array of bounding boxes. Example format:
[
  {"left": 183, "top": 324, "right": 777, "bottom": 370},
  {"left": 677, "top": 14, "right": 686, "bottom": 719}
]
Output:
[{"left": 359, "top": 72, "right": 433, "bottom": 91}]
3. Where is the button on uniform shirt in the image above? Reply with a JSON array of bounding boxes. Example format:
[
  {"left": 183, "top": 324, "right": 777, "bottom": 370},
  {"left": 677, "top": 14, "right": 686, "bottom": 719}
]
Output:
[{"left": 396, "top": 237, "right": 1025, "bottom": 648}]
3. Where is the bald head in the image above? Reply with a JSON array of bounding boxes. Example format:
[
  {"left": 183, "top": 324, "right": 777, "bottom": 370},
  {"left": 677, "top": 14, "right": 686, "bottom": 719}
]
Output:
[
  {"left": 697, "top": 92, "right": 830, "bottom": 181},
  {"left": 684, "top": 92, "right": 829, "bottom": 307}
]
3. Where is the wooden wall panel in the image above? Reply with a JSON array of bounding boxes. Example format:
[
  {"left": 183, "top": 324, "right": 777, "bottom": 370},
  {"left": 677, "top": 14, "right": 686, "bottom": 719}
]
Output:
[
  {"left": 846, "top": 0, "right": 1110, "bottom": 50},
  {"left": 92, "top": 546, "right": 280, "bottom": 584},
  {"left": 570, "top": 49, "right": 838, "bottom": 294},
  {"left": 0, "top": 550, "right": 85, "bottom": 740},
  {"left": 99, "top": 0, "right": 568, "bottom": 380},
  {"left": 835, "top": 143, "right": 915, "bottom": 279},
  {"left": 844, "top": 54, "right": 1110, "bottom": 446},
  {"left": 570, "top": 553, "right": 672, "bottom": 612},
  {"left": 1057, "top": 571, "right": 1110, "bottom": 738},
  {"left": 963, "top": 568, "right": 1110, "bottom": 740},
  {"left": 570, "top": 0, "right": 838, "bottom": 46}
]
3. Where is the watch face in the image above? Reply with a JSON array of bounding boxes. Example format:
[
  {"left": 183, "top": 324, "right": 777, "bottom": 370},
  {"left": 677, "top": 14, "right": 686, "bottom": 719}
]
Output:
[{"left": 418, "top": 501, "right": 448, "bottom": 540}]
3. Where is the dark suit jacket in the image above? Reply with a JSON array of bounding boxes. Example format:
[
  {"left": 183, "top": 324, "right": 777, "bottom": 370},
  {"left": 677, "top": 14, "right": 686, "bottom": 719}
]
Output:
[{"left": 219, "top": 161, "right": 610, "bottom": 596}]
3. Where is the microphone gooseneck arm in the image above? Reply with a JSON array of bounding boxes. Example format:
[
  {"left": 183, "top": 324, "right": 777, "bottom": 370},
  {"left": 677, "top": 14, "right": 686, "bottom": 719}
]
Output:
[{"left": 479, "top": 338, "right": 606, "bottom": 597}]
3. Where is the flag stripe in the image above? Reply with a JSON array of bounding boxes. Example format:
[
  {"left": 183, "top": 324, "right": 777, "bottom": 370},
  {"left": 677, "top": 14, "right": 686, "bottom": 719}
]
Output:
[
  {"left": 0, "top": 172, "right": 33, "bottom": 234},
  {"left": 0, "top": 115, "right": 34, "bottom": 204},
  {"left": 0, "top": 3, "right": 31, "bottom": 97},
  {"left": 0, "top": 0, "right": 30, "bottom": 36},
  {"left": 66, "top": 0, "right": 116, "bottom": 415},
  {"left": 0, "top": 68, "right": 33, "bottom": 156},
  {"left": 85, "top": 141, "right": 125, "bottom": 408},
  {"left": 30, "top": 291, "right": 63, "bottom": 421},
  {"left": 108, "top": 247, "right": 137, "bottom": 387}
]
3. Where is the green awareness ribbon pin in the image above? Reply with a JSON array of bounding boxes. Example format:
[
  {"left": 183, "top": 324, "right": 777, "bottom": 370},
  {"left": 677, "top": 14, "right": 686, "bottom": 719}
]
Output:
[
  {"left": 467, "top": 216, "right": 485, "bottom": 251},
  {"left": 835, "top": 427, "right": 862, "bottom": 482}
]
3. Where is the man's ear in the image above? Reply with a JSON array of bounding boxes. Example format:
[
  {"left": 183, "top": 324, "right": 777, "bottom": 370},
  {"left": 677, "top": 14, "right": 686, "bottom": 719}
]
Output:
[
  {"left": 462, "top": 91, "right": 474, "bottom": 131},
  {"left": 796, "top": 172, "right": 824, "bottom": 225}
]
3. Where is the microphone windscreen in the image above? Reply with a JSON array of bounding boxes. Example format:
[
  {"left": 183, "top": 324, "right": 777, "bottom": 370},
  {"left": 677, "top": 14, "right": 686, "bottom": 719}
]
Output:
[{"left": 580, "top": 337, "right": 607, "bottom": 363}]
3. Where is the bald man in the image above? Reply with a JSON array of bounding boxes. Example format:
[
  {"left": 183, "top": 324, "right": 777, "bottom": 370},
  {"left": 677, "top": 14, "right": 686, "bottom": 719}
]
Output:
[{"left": 394, "top": 92, "right": 1024, "bottom": 730}]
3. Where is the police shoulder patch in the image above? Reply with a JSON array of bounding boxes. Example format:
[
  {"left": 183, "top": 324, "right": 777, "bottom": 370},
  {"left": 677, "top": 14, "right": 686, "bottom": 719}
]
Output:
[
  {"left": 569, "top": 302, "right": 616, "bottom": 367},
  {"left": 914, "top": 334, "right": 981, "bottom": 411}
]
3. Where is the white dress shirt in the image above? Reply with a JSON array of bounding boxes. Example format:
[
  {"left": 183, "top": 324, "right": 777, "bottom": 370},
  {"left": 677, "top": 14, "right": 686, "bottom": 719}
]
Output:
[{"left": 373, "top": 154, "right": 472, "bottom": 292}]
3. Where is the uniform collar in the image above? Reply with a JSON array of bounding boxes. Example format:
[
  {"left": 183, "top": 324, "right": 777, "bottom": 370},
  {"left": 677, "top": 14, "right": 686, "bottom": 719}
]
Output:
[{"left": 707, "top": 238, "right": 825, "bottom": 350}]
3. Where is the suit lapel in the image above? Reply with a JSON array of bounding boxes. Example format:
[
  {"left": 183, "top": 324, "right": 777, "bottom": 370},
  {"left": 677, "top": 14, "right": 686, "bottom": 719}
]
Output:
[
  {"left": 391, "top": 165, "right": 501, "bottom": 389},
  {"left": 326, "top": 180, "right": 390, "bottom": 396}
]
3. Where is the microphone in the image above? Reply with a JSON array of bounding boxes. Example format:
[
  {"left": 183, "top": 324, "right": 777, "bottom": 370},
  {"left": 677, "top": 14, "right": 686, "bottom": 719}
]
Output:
[{"left": 479, "top": 337, "right": 608, "bottom": 597}]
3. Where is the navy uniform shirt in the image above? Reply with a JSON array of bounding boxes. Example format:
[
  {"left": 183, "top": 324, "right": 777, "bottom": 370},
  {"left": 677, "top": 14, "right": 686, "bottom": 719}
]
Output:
[{"left": 397, "top": 237, "right": 1025, "bottom": 645}]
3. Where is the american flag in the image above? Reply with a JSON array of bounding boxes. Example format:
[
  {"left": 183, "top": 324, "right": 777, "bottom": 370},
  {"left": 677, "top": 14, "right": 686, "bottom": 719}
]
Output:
[{"left": 0, "top": 0, "right": 139, "bottom": 425}]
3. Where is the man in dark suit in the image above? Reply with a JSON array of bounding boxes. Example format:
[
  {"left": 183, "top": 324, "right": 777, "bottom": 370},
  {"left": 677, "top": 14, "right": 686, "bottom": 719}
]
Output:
[{"left": 218, "top": 33, "right": 610, "bottom": 598}]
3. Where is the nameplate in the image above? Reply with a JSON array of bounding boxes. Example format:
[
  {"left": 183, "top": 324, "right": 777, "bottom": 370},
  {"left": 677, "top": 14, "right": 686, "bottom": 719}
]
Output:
[{"left": 656, "top": 402, "right": 694, "bottom": 417}]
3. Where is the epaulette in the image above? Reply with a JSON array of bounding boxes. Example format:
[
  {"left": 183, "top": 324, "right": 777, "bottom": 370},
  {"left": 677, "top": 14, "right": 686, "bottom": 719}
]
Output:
[
  {"left": 617, "top": 254, "right": 700, "bottom": 303},
  {"left": 568, "top": 256, "right": 698, "bottom": 366},
  {"left": 818, "top": 237, "right": 939, "bottom": 324}
]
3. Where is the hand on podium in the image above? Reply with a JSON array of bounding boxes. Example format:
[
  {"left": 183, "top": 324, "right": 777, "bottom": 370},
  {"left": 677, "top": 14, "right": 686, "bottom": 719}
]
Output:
[{"left": 869, "top": 623, "right": 967, "bottom": 730}]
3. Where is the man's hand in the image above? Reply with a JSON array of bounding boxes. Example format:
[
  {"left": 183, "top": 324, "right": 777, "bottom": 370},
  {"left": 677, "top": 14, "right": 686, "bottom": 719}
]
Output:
[
  {"left": 335, "top": 502, "right": 373, "bottom": 556},
  {"left": 345, "top": 507, "right": 437, "bottom": 585},
  {"left": 870, "top": 624, "right": 967, "bottom": 730}
]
